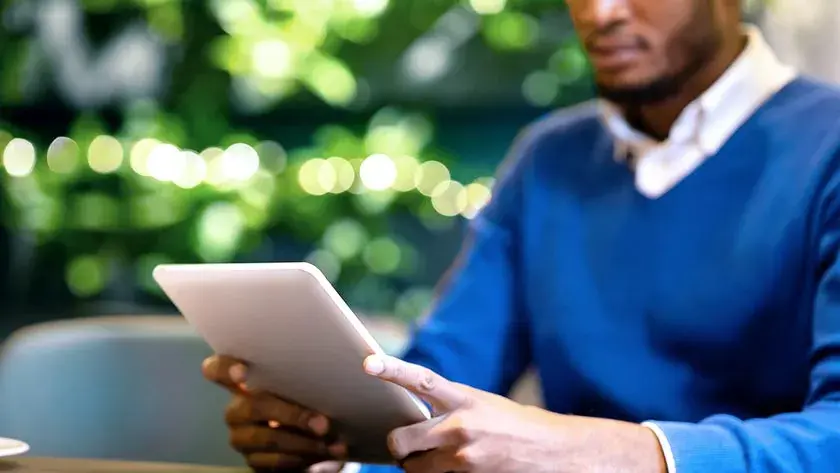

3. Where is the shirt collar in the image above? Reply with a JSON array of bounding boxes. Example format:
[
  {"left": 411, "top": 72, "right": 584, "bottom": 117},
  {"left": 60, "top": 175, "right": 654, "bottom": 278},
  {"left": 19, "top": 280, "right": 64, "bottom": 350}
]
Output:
[{"left": 601, "top": 25, "right": 798, "bottom": 162}]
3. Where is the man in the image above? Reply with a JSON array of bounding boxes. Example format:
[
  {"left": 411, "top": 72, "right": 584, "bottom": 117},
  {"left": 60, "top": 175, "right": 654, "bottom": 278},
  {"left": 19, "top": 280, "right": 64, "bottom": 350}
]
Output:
[{"left": 203, "top": 0, "right": 840, "bottom": 472}]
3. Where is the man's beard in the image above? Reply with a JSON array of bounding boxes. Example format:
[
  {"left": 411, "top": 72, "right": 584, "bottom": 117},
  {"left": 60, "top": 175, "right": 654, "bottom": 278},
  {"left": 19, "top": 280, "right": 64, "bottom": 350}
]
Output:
[
  {"left": 595, "top": 1, "right": 722, "bottom": 107},
  {"left": 595, "top": 42, "right": 714, "bottom": 106},
  {"left": 596, "top": 65, "right": 697, "bottom": 105}
]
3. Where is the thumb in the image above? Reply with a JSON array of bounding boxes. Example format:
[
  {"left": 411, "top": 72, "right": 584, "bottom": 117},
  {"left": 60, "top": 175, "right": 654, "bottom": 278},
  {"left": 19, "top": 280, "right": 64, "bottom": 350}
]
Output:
[{"left": 363, "top": 355, "right": 471, "bottom": 412}]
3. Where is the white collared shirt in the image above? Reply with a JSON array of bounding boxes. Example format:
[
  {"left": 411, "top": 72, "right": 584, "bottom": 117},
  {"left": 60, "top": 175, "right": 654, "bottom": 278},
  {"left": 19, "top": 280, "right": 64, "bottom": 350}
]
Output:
[{"left": 600, "top": 25, "right": 797, "bottom": 198}]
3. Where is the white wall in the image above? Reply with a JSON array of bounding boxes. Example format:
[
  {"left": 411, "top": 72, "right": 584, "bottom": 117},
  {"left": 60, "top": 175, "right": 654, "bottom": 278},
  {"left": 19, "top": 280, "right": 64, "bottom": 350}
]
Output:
[{"left": 762, "top": 0, "right": 840, "bottom": 83}]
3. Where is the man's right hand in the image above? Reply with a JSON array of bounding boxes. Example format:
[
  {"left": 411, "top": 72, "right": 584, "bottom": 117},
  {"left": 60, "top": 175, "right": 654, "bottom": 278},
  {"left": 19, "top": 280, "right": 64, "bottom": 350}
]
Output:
[{"left": 202, "top": 355, "right": 348, "bottom": 472}]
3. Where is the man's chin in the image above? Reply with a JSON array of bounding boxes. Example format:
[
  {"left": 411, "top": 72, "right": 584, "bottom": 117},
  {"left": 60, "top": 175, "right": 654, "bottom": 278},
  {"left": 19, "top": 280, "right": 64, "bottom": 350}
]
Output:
[{"left": 596, "top": 76, "right": 684, "bottom": 106}]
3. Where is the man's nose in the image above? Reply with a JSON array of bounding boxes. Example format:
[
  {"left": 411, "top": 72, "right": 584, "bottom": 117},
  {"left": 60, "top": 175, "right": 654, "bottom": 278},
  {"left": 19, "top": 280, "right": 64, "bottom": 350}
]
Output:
[{"left": 575, "top": 0, "right": 631, "bottom": 28}]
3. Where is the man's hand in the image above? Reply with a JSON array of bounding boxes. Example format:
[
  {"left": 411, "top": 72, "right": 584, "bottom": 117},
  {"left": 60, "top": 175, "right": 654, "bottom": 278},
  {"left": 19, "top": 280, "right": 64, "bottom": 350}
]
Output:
[
  {"left": 203, "top": 355, "right": 347, "bottom": 472},
  {"left": 363, "top": 355, "right": 667, "bottom": 473}
]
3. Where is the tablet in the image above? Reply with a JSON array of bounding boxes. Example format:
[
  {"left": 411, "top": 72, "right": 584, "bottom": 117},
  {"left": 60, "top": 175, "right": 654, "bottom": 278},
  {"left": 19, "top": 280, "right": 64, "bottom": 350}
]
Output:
[{"left": 152, "top": 262, "right": 431, "bottom": 464}]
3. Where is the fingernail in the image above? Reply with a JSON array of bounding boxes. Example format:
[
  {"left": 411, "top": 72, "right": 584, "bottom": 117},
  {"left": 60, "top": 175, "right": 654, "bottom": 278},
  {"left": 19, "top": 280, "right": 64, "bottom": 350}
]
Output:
[
  {"left": 328, "top": 442, "right": 347, "bottom": 458},
  {"left": 229, "top": 364, "right": 247, "bottom": 383},
  {"left": 308, "top": 415, "right": 329, "bottom": 435},
  {"left": 364, "top": 356, "right": 384, "bottom": 375}
]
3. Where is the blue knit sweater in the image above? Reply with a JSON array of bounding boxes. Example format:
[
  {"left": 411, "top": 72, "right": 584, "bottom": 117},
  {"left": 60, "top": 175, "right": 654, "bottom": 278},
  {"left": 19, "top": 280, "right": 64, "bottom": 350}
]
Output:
[{"left": 360, "top": 77, "right": 840, "bottom": 473}]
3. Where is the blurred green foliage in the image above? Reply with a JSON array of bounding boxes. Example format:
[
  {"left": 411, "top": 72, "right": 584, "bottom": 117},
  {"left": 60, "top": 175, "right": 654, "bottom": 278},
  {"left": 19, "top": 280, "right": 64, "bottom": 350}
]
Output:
[{"left": 0, "top": 0, "right": 593, "bottom": 316}]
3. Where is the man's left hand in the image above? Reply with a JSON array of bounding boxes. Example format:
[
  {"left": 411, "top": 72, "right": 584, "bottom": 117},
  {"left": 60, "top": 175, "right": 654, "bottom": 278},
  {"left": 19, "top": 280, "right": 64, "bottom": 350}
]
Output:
[{"left": 363, "top": 355, "right": 667, "bottom": 473}]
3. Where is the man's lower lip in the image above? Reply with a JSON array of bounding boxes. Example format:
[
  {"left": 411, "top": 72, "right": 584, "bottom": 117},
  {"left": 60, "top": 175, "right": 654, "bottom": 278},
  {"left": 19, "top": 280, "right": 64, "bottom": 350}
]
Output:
[{"left": 589, "top": 49, "right": 641, "bottom": 70}]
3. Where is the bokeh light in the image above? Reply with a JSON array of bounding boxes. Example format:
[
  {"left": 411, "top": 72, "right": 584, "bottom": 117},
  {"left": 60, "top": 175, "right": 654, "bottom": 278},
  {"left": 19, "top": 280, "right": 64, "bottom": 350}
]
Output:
[
  {"left": 415, "top": 160, "right": 450, "bottom": 196},
  {"left": 523, "top": 71, "right": 561, "bottom": 106},
  {"left": 483, "top": 11, "right": 539, "bottom": 51},
  {"left": 172, "top": 151, "right": 208, "bottom": 189},
  {"left": 220, "top": 143, "right": 260, "bottom": 182},
  {"left": 363, "top": 237, "right": 402, "bottom": 274},
  {"left": 202, "top": 147, "right": 227, "bottom": 186},
  {"left": 431, "top": 180, "right": 468, "bottom": 217},
  {"left": 323, "top": 219, "right": 369, "bottom": 260},
  {"left": 47, "top": 137, "right": 81, "bottom": 174},
  {"left": 352, "top": 0, "right": 390, "bottom": 18},
  {"left": 147, "top": 143, "right": 183, "bottom": 182},
  {"left": 469, "top": 0, "right": 507, "bottom": 15},
  {"left": 196, "top": 202, "right": 246, "bottom": 262},
  {"left": 66, "top": 254, "right": 108, "bottom": 297},
  {"left": 130, "top": 138, "right": 161, "bottom": 176},
  {"left": 326, "top": 157, "right": 356, "bottom": 193},
  {"left": 239, "top": 169, "right": 276, "bottom": 210},
  {"left": 391, "top": 155, "right": 420, "bottom": 192},
  {"left": 462, "top": 181, "right": 493, "bottom": 219},
  {"left": 3, "top": 138, "right": 36, "bottom": 177},
  {"left": 299, "top": 158, "right": 336, "bottom": 196},
  {"left": 252, "top": 39, "right": 294, "bottom": 79},
  {"left": 88, "top": 135, "right": 124, "bottom": 174},
  {"left": 360, "top": 154, "right": 397, "bottom": 191},
  {"left": 256, "top": 141, "right": 287, "bottom": 173}
]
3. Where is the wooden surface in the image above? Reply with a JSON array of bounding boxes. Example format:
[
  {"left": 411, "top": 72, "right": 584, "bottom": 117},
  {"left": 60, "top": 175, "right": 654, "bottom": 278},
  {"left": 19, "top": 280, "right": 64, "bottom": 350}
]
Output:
[{"left": 0, "top": 458, "right": 247, "bottom": 473}]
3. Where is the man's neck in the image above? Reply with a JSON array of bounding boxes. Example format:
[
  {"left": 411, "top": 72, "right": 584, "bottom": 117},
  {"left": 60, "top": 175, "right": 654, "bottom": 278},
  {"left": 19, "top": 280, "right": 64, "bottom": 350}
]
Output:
[{"left": 627, "top": 31, "right": 748, "bottom": 140}]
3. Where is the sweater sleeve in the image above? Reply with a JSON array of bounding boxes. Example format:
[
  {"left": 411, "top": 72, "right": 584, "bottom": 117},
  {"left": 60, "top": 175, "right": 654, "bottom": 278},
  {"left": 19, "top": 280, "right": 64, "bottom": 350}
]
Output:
[
  {"left": 645, "top": 171, "right": 840, "bottom": 473},
  {"left": 395, "top": 176, "right": 532, "bottom": 394},
  {"left": 396, "top": 129, "right": 534, "bottom": 393},
  {"left": 354, "top": 133, "right": 536, "bottom": 473}
]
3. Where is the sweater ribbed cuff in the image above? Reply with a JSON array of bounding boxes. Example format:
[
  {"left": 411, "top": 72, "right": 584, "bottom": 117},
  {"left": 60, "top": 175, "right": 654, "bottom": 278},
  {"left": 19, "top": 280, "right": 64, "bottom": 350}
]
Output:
[{"left": 646, "top": 421, "right": 744, "bottom": 473}]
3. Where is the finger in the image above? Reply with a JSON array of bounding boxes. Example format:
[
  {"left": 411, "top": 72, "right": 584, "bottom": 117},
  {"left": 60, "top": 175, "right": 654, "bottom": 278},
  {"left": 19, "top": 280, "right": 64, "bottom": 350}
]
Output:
[
  {"left": 401, "top": 448, "right": 462, "bottom": 473},
  {"left": 246, "top": 452, "right": 307, "bottom": 470},
  {"left": 230, "top": 425, "right": 322, "bottom": 455},
  {"left": 202, "top": 355, "right": 248, "bottom": 390},
  {"left": 387, "top": 416, "right": 451, "bottom": 460},
  {"left": 363, "top": 355, "right": 470, "bottom": 411},
  {"left": 308, "top": 462, "right": 345, "bottom": 473},
  {"left": 230, "top": 425, "right": 346, "bottom": 458},
  {"left": 225, "top": 394, "right": 331, "bottom": 436}
]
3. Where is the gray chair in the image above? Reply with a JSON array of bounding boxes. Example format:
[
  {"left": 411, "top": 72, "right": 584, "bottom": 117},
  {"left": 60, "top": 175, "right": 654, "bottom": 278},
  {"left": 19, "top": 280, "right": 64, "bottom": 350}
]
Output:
[
  {"left": 0, "top": 314, "right": 541, "bottom": 466},
  {"left": 0, "top": 316, "right": 241, "bottom": 466}
]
